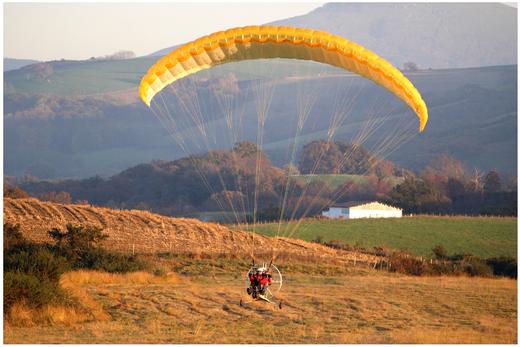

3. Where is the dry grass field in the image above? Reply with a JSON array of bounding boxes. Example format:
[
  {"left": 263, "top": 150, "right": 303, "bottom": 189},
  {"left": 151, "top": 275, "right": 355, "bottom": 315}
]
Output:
[
  {"left": 4, "top": 269, "right": 516, "bottom": 344},
  {"left": 3, "top": 198, "right": 379, "bottom": 265},
  {"left": 4, "top": 198, "right": 517, "bottom": 343}
]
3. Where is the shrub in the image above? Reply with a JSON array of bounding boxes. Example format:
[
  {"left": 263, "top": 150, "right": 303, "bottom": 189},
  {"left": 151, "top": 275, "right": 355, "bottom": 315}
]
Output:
[
  {"left": 388, "top": 251, "right": 425, "bottom": 276},
  {"left": 324, "top": 240, "right": 354, "bottom": 251},
  {"left": 47, "top": 224, "right": 147, "bottom": 273},
  {"left": 486, "top": 257, "right": 517, "bottom": 279},
  {"left": 157, "top": 252, "right": 175, "bottom": 259},
  {"left": 461, "top": 256, "right": 493, "bottom": 277},
  {"left": 49, "top": 224, "right": 107, "bottom": 260},
  {"left": 4, "top": 223, "right": 27, "bottom": 251},
  {"left": 312, "top": 235, "right": 324, "bottom": 244},
  {"left": 429, "top": 261, "right": 458, "bottom": 276},
  {"left": 5, "top": 248, "right": 69, "bottom": 283},
  {"left": 448, "top": 253, "right": 471, "bottom": 261},
  {"left": 75, "top": 248, "right": 147, "bottom": 273},
  {"left": 4, "top": 223, "right": 70, "bottom": 310},
  {"left": 4, "top": 272, "right": 65, "bottom": 310},
  {"left": 370, "top": 246, "right": 390, "bottom": 257},
  {"left": 153, "top": 267, "right": 167, "bottom": 277},
  {"left": 432, "top": 245, "right": 448, "bottom": 260}
]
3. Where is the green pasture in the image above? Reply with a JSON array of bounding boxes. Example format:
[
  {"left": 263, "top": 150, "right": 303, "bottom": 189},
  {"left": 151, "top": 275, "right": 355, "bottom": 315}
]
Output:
[
  {"left": 5, "top": 58, "right": 346, "bottom": 96},
  {"left": 245, "top": 216, "right": 517, "bottom": 258}
]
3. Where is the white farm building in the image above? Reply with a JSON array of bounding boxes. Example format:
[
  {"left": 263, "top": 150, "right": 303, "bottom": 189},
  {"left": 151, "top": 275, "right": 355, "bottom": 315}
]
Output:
[{"left": 322, "top": 201, "right": 402, "bottom": 219}]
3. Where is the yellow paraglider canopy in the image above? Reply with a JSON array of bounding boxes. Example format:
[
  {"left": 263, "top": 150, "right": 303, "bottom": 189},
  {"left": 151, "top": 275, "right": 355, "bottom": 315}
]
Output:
[{"left": 140, "top": 25, "right": 428, "bottom": 132}]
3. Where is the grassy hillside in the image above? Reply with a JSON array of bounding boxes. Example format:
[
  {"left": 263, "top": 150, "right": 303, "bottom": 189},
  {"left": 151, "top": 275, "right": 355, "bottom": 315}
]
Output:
[
  {"left": 4, "top": 58, "right": 328, "bottom": 97},
  {"left": 4, "top": 58, "right": 155, "bottom": 96},
  {"left": 5, "top": 64, "right": 516, "bottom": 179},
  {"left": 247, "top": 216, "right": 517, "bottom": 258}
]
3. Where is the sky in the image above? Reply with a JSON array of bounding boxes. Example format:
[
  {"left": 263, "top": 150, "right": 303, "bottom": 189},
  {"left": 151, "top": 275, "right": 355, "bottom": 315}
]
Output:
[{"left": 4, "top": 3, "right": 322, "bottom": 61}]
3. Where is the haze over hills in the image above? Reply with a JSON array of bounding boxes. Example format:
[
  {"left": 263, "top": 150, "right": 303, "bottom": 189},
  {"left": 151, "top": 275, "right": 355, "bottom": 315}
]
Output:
[
  {"left": 271, "top": 3, "right": 517, "bottom": 69},
  {"left": 3, "top": 2, "right": 517, "bottom": 178},
  {"left": 5, "top": 64, "right": 517, "bottom": 178},
  {"left": 152, "top": 3, "right": 517, "bottom": 69},
  {"left": 4, "top": 58, "right": 40, "bottom": 72},
  {"left": 5, "top": 3, "right": 516, "bottom": 74}
]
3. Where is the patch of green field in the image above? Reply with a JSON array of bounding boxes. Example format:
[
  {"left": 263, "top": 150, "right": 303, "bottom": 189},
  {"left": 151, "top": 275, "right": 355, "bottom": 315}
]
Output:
[
  {"left": 5, "top": 58, "right": 157, "bottom": 95},
  {"left": 289, "top": 174, "right": 403, "bottom": 189},
  {"left": 5, "top": 58, "right": 344, "bottom": 96},
  {"left": 247, "top": 216, "right": 517, "bottom": 258}
]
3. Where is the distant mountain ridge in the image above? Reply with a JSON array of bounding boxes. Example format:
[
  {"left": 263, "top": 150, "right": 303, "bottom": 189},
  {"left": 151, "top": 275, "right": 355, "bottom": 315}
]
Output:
[
  {"left": 270, "top": 3, "right": 517, "bottom": 69},
  {"left": 3, "top": 3, "right": 517, "bottom": 179},
  {"left": 152, "top": 3, "right": 516, "bottom": 69},
  {"left": 4, "top": 3, "right": 516, "bottom": 96},
  {"left": 4, "top": 58, "right": 40, "bottom": 72}
]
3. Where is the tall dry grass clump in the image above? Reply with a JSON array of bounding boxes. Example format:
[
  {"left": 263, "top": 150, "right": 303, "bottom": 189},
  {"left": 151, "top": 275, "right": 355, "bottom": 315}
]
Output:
[
  {"left": 6, "top": 302, "right": 35, "bottom": 327},
  {"left": 6, "top": 301, "right": 89, "bottom": 327},
  {"left": 59, "top": 273, "right": 109, "bottom": 322}
]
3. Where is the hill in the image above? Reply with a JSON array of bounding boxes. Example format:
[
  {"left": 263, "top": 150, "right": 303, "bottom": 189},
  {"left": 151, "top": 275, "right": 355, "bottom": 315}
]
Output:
[
  {"left": 4, "top": 58, "right": 40, "bottom": 72},
  {"left": 4, "top": 58, "right": 155, "bottom": 96},
  {"left": 3, "top": 4, "right": 517, "bottom": 178},
  {"left": 271, "top": 3, "right": 517, "bottom": 69},
  {"left": 5, "top": 64, "right": 517, "bottom": 178},
  {"left": 3, "top": 198, "right": 378, "bottom": 265},
  {"left": 152, "top": 3, "right": 516, "bottom": 69}
]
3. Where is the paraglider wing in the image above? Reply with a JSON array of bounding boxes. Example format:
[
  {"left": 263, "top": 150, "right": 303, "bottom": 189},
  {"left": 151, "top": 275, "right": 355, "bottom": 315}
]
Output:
[{"left": 140, "top": 26, "right": 428, "bottom": 132}]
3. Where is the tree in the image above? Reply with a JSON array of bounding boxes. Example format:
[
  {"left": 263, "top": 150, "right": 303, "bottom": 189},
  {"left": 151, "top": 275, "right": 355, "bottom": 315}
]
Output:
[
  {"left": 432, "top": 244, "right": 448, "bottom": 260},
  {"left": 40, "top": 191, "right": 72, "bottom": 204},
  {"left": 49, "top": 224, "right": 107, "bottom": 254},
  {"left": 374, "top": 160, "right": 396, "bottom": 179},
  {"left": 467, "top": 168, "right": 485, "bottom": 193},
  {"left": 298, "top": 140, "right": 341, "bottom": 174},
  {"left": 4, "top": 223, "right": 26, "bottom": 251},
  {"left": 284, "top": 163, "right": 300, "bottom": 176},
  {"left": 233, "top": 141, "right": 260, "bottom": 158},
  {"left": 257, "top": 204, "right": 281, "bottom": 222},
  {"left": 4, "top": 185, "right": 30, "bottom": 199},
  {"left": 403, "top": 62, "right": 419, "bottom": 71},
  {"left": 483, "top": 170, "right": 502, "bottom": 193},
  {"left": 447, "top": 177, "right": 466, "bottom": 199},
  {"left": 424, "top": 154, "right": 467, "bottom": 181},
  {"left": 298, "top": 140, "right": 374, "bottom": 175},
  {"left": 504, "top": 175, "right": 518, "bottom": 192},
  {"left": 387, "top": 176, "right": 448, "bottom": 213}
]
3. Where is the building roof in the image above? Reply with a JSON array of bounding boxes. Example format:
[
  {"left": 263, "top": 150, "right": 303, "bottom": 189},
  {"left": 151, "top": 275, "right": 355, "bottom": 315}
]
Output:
[
  {"left": 329, "top": 201, "right": 402, "bottom": 211},
  {"left": 330, "top": 201, "right": 372, "bottom": 208}
]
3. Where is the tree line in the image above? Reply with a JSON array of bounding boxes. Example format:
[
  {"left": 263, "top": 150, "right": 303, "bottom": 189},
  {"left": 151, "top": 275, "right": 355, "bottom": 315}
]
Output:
[{"left": 11, "top": 140, "right": 517, "bottom": 219}]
